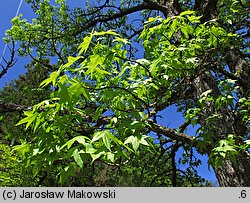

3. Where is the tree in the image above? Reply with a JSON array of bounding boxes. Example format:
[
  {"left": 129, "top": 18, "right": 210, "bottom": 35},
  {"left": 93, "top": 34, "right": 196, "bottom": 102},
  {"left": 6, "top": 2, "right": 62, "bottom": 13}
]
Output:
[
  {"left": 0, "top": 59, "right": 52, "bottom": 142},
  {"left": 2, "top": 0, "right": 250, "bottom": 186},
  {"left": 0, "top": 59, "right": 53, "bottom": 186}
]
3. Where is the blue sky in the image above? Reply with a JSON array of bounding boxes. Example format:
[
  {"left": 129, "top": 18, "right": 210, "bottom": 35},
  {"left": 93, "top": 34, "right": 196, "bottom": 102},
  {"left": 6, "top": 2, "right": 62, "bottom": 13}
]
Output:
[
  {"left": 0, "top": 0, "right": 217, "bottom": 184},
  {"left": 0, "top": 0, "right": 34, "bottom": 88}
]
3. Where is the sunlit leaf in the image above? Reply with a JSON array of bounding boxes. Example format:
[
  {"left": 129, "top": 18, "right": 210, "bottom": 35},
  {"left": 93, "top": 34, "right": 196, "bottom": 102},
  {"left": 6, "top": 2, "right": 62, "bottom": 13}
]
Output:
[
  {"left": 72, "top": 148, "right": 83, "bottom": 168},
  {"left": 78, "top": 34, "right": 93, "bottom": 55}
]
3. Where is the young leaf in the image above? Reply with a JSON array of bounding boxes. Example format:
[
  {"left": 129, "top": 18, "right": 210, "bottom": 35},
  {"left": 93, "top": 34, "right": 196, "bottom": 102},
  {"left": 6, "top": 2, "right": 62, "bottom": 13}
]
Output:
[
  {"left": 180, "top": 10, "right": 196, "bottom": 16},
  {"left": 72, "top": 148, "right": 83, "bottom": 168},
  {"left": 16, "top": 111, "right": 38, "bottom": 130},
  {"left": 78, "top": 34, "right": 93, "bottom": 55},
  {"left": 91, "top": 131, "right": 104, "bottom": 143},
  {"left": 102, "top": 131, "right": 111, "bottom": 151},
  {"left": 60, "top": 136, "right": 89, "bottom": 150},
  {"left": 91, "top": 151, "right": 105, "bottom": 162},
  {"left": 124, "top": 136, "right": 140, "bottom": 151},
  {"left": 64, "top": 56, "right": 82, "bottom": 68},
  {"left": 40, "top": 71, "right": 58, "bottom": 87}
]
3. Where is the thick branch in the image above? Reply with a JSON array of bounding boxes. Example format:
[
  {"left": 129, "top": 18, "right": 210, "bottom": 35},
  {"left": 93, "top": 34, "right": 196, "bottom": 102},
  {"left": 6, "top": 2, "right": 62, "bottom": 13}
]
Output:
[
  {"left": 0, "top": 100, "right": 111, "bottom": 126},
  {"left": 75, "top": 3, "right": 150, "bottom": 35},
  {"left": 143, "top": 0, "right": 181, "bottom": 17},
  {"left": 0, "top": 101, "right": 32, "bottom": 112},
  {"left": 75, "top": 1, "right": 181, "bottom": 36},
  {"left": 225, "top": 48, "right": 250, "bottom": 95},
  {"left": 194, "top": 0, "right": 218, "bottom": 21},
  {"left": 0, "top": 100, "right": 195, "bottom": 147},
  {"left": 147, "top": 120, "right": 194, "bottom": 144}
]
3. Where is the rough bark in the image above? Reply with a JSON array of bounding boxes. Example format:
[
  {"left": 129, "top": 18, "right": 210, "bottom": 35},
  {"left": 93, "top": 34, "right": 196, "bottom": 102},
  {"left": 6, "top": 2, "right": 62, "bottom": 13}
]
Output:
[
  {"left": 213, "top": 56, "right": 250, "bottom": 186},
  {"left": 191, "top": 0, "right": 250, "bottom": 187},
  {"left": 215, "top": 156, "right": 250, "bottom": 186},
  {"left": 193, "top": 69, "right": 250, "bottom": 186},
  {"left": 225, "top": 47, "right": 250, "bottom": 96}
]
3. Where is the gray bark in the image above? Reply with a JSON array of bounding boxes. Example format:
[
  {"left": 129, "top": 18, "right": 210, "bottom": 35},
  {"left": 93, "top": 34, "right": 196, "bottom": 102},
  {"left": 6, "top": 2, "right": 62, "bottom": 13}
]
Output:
[{"left": 215, "top": 156, "right": 250, "bottom": 186}]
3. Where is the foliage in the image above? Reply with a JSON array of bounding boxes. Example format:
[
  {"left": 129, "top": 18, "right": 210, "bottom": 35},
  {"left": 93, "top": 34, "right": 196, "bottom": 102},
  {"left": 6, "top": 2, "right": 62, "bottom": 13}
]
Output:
[
  {"left": 13, "top": 11, "right": 246, "bottom": 184},
  {"left": 0, "top": 59, "right": 51, "bottom": 143},
  {"left": 1, "top": 0, "right": 249, "bottom": 186},
  {"left": 0, "top": 143, "right": 36, "bottom": 186}
]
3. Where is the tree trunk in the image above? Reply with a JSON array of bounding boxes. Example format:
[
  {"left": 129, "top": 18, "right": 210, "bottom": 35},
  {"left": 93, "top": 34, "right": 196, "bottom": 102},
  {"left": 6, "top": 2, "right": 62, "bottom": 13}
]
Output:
[
  {"left": 214, "top": 156, "right": 250, "bottom": 186},
  {"left": 193, "top": 71, "right": 250, "bottom": 186}
]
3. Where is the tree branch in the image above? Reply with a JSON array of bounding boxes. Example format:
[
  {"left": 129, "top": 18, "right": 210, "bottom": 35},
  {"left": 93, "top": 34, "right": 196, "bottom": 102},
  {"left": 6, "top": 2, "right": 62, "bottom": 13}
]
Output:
[
  {"left": 147, "top": 120, "right": 194, "bottom": 144},
  {"left": 0, "top": 99, "right": 195, "bottom": 147},
  {"left": 75, "top": 1, "right": 181, "bottom": 36},
  {"left": 75, "top": 3, "right": 150, "bottom": 36},
  {"left": 0, "top": 101, "right": 32, "bottom": 112},
  {"left": 194, "top": 0, "right": 218, "bottom": 22},
  {"left": 171, "top": 142, "right": 180, "bottom": 187},
  {"left": 0, "top": 40, "right": 17, "bottom": 79}
]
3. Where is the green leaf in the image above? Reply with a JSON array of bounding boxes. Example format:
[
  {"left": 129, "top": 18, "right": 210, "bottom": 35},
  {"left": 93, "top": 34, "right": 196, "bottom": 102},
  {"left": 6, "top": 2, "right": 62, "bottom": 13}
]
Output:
[
  {"left": 85, "top": 143, "right": 97, "bottom": 154},
  {"left": 86, "top": 54, "right": 111, "bottom": 76},
  {"left": 33, "top": 114, "right": 42, "bottom": 132},
  {"left": 113, "top": 37, "right": 130, "bottom": 44},
  {"left": 78, "top": 34, "right": 93, "bottom": 55},
  {"left": 32, "top": 165, "right": 39, "bottom": 178},
  {"left": 88, "top": 54, "right": 104, "bottom": 68},
  {"left": 244, "top": 140, "right": 250, "bottom": 145},
  {"left": 187, "top": 15, "right": 202, "bottom": 23},
  {"left": 145, "top": 16, "right": 162, "bottom": 24},
  {"left": 59, "top": 164, "right": 77, "bottom": 186},
  {"left": 111, "top": 117, "right": 118, "bottom": 124},
  {"left": 61, "top": 136, "right": 89, "bottom": 150},
  {"left": 40, "top": 71, "right": 58, "bottom": 87},
  {"left": 59, "top": 170, "right": 68, "bottom": 185},
  {"left": 64, "top": 56, "right": 82, "bottom": 68},
  {"left": 16, "top": 111, "right": 38, "bottom": 130},
  {"left": 102, "top": 132, "right": 111, "bottom": 151},
  {"left": 32, "top": 148, "right": 39, "bottom": 156},
  {"left": 91, "top": 131, "right": 112, "bottom": 151},
  {"left": 139, "top": 135, "right": 150, "bottom": 146},
  {"left": 91, "top": 131, "right": 104, "bottom": 143},
  {"left": 117, "top": 65, "right": 130, "bottom": 78},
  {"left": 186, "top": 57, "right": 197, "bottom": 64},
  {"left": 180, "top": 10, "right": 195, "bottom": 16},
  {"left": 212, "top": 139, "right": 237, "bottom": 155},
  {"left": 91, "top": 151, "right": 105, "bottom": 162},
  {"left": 124, "top": 136, "right": 140, "bottom": 151},
  {"left": 12, "top": 143, "right": 30, "bottom": 157},
  {"left": 180, "top": 25, "right": 189, "bottom": 38},
  {"left": 139, "top": 112, "right": 147, "bottom": 120},
  {"left": 72, "top": 148, "right": 83, "bottom": 168},
  {"left": 105, "top": 152, "right": 115, "bottom": 162},
  {"left": 69, "top": 79, "right": 90, "bottom": 100},
  {"left": 93, "top": 30, "right": 120, "bottom": 36},
  {"left": 200, "top": 89, "right": 212, "bottom": 98}
]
